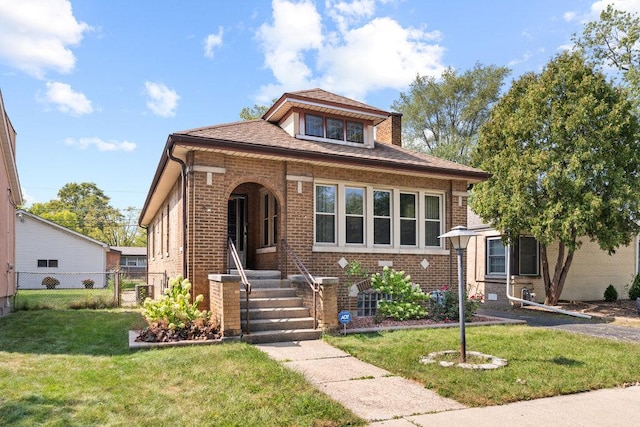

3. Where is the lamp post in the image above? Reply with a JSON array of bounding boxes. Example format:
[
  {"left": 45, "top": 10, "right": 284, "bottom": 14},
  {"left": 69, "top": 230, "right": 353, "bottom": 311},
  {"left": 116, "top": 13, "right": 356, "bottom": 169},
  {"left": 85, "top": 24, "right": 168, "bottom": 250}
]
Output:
[{"left": 439, "top": 225, "right": 478, "bottom": 363}]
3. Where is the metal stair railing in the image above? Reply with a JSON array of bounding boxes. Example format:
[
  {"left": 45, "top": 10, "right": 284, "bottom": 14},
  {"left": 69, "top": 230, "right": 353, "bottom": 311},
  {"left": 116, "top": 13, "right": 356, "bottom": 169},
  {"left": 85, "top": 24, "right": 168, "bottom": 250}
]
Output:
[
  {"left": 281, "top": 239, "right": 319, "bottom": 329},
  {"left": 228, "top": 238, "right": 251, "bottom": 334}
]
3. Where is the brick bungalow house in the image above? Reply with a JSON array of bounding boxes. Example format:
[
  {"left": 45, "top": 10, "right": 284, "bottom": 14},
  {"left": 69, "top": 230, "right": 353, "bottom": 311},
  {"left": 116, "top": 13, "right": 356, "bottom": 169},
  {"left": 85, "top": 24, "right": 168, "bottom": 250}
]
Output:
[{"left": 139, "top": 88, "right": 489, "bottom": 341}]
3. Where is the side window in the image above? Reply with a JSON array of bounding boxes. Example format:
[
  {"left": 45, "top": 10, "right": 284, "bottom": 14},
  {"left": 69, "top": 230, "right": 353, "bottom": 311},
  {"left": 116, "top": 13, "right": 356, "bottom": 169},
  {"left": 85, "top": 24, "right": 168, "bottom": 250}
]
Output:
[
  {"left": 315, "top": 185, "right": 336, "bottom": 243},
  {"left": 400, "top": 193, "right": 417, "bottom": 246},
  {"left": 519, "top": 236, "right": 539, "bottom": 276},
  {"left": 486, "top": 238, "right": 506, "bottom": 275},
  {"left": 424, "top": 195, "right": 441, "bottom": 247}
]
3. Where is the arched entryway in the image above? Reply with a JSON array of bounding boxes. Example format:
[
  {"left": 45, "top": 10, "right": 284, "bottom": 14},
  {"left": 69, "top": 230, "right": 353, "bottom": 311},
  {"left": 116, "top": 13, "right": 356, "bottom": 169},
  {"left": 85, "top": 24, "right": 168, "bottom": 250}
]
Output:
[{"left": 227, "top": 182, "right": 280, "bottom": 270}]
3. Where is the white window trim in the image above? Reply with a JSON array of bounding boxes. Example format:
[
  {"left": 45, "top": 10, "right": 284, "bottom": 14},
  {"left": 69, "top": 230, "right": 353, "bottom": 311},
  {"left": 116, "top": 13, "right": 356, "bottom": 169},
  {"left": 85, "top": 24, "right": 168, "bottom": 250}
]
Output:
[
  {"left": 486, "top": 236, "right": 507, "bottom": 276},
  {"left": 344, "top": 186, "right": 366, "bottom": 246},
  {"left": 259, "top": 189, "right": 278, "bottom": 248},
  {"left": 298, "top": 113, "right": 374, "bottom": 148},
  {"left": 314, "top": 184, "right": 338, "bottom": 245},
  {"left": 313, "top": 181, "right": 448, "bottom": 255}
]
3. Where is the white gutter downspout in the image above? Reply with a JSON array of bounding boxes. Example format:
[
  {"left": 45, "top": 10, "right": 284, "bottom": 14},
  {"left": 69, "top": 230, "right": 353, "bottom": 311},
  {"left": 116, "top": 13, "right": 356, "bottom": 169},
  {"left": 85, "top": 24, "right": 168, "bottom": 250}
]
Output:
[{"left": 505, "top": 243, "right": 591, "bottom": 319}]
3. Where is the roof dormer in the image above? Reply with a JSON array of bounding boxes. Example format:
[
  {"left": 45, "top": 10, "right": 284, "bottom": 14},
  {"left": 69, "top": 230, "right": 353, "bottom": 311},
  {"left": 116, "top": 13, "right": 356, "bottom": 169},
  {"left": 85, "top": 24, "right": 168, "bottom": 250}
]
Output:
[{"left": 263, "top": 88, "right": 391, "bottom": 149}]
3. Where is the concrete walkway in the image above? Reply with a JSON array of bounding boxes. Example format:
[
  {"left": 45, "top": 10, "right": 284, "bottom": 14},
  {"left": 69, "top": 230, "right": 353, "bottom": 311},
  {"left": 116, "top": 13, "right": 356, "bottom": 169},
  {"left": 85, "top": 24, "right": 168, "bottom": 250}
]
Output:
[{"left": 257, "top": 338, "right": 640, "bottom": 426}]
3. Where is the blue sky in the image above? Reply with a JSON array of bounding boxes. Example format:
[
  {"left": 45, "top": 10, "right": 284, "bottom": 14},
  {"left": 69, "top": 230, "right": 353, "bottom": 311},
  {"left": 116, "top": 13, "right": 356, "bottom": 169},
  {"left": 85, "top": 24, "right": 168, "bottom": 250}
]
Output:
[{"left": 0, "top": 0, "right": 636, "bottom": 212}]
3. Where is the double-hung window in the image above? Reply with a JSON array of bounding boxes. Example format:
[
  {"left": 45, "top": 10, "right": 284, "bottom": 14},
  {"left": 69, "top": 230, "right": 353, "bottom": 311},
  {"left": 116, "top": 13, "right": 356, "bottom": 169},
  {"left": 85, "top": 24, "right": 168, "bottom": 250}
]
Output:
[
  {"left": 315, "top": 185, "right": 336, "bottom": 243},
  {"left": 518, "top": 236, "right": 539, "bottom": 276},
  {"left": 424, "top": 195, "right": 441, "bottom": 247},
  {"left": 314, "top": 184, "right": 445, "bottom": 250},
  {"left": 400, "top": 193, "right": 417, "bottom": 246},
  {"left": 487, "top": 237, "right": 506, "bottom": 275},
  {"left": 345, "top": 187, "right": 364, "bottom": 244},
  {"left": 261, "top": 192, "right": 278, "bottom": 247},
  {"left": 373, "top": 190, "right": 391, "bottom": 245}
]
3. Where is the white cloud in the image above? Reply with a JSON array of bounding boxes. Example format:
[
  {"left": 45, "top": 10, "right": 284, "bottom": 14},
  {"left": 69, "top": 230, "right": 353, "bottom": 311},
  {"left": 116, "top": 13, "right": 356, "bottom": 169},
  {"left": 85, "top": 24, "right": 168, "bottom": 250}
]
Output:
[
  {"left": 256, "top": 0, "right": 323, "bottom": 98},
  {"left": 64, "top": 137, "right": 136, "bottom": 152},
  {"left": 508, "top": 51, "right": 532, "bottom": 67},
  {"left": 326, "top": 0, "right": 376, "bottom": 33},
  {"left": 590, "top": 0, "right": 640, "bottom": 17},
  {"left": 255, "top": 0, "right": 445, "bottom": 102},
  {"left": 318, "top": 18, "right": 444, "bottom": 99},
  {"left": 0, "top": 0, "right": 91, "bottom": 78},
  {"left": 563, "top": 11, "right": 577, "bottom": 22},
  {"left": 204, "top": 27, "right": 224, "bottom": 59},
  {"left": 42, "top": 81, "right": 93, "bottom": 115},
  {"left": 144, "top": 81, "right": 180, "bottom": 117}
]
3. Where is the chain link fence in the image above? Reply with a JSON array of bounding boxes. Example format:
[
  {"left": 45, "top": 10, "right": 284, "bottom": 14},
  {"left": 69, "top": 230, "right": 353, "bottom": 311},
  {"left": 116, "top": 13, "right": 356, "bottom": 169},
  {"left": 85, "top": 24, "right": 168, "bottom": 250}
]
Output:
[{"left": 13, "top": 271, "right": 168, "bottom": 310}]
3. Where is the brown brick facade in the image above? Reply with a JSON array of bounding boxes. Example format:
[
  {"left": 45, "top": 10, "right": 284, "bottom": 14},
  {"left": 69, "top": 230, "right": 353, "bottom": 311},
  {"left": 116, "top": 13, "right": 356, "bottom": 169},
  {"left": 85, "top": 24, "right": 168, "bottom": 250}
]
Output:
[{"left": 147, "top": 150, "right": 469, "bottom": 313}]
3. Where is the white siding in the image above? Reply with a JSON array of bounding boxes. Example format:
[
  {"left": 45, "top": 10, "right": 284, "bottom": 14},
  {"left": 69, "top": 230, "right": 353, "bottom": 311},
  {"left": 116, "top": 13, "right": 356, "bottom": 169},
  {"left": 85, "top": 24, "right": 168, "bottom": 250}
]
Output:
[{"left": 15, "top": 214, "right": 108, "bottom": 288}]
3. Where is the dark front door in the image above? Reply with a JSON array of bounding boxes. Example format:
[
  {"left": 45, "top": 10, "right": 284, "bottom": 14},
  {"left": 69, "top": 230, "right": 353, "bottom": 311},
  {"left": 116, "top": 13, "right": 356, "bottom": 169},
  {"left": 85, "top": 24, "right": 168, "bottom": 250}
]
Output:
[{"left": 227, "top": 195, "right": 247, "bottom": 268}]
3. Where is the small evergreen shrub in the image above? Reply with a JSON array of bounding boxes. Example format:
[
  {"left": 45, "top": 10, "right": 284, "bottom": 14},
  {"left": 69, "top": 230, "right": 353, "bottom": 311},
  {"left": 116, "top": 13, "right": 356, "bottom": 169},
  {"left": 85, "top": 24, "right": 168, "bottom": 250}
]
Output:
[
  {"left": 41, "top": 276, "right": 59, "bottom": 289},
  {"left": 604, "top": 284, "right": 618, "bottom": 302},
  {"left": 371, "top": 267, "right": 428, "bottom": 321},
  {"left": 629, "top": 274, "right": 640, "bottom": 300}
]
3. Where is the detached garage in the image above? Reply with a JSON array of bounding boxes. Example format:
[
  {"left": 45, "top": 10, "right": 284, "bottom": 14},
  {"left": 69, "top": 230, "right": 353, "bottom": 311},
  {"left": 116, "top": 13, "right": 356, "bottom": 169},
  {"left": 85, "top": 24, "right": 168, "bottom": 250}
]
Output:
[{"left": 15, "top": 210, "right": 111, "bottom": 289}]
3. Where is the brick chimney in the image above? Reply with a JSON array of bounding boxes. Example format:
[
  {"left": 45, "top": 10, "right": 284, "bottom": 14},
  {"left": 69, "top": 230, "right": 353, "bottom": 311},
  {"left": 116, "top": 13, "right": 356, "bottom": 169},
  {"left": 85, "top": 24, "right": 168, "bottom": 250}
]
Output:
[{"left": 375, "top": 112, "right": 402, "bottom": 147}]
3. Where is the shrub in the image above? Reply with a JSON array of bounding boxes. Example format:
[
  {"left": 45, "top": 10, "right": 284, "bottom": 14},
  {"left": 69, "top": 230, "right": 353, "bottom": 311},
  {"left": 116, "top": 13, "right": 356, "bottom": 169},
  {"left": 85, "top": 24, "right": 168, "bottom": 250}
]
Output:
[
  {"left": 604, "top": 284, "right": 618, "bottom": 302},
  {"left": 429, "top": 285, "right": 483, "bottom": 322},
  {"left": 371, "top": 267, "right": 428, "bottom": 321},
  {"left": 139, "top": 276, "right": 221, "bottom": 342},
  {"left": 82, "top": 279, "right": 95, "bottom": 289},
  {"left": 629, "top": 274, "right": 640, "bottom": 300},
  {"left": 41, "top": 276, "right": 59, "bottom": 289}
]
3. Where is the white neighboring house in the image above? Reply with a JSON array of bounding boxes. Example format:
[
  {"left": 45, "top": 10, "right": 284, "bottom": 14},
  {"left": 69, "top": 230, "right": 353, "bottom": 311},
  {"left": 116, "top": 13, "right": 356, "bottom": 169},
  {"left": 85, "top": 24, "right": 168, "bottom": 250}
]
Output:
[{"left": 15, "top": 210, "right": 110, "bottom": 289}]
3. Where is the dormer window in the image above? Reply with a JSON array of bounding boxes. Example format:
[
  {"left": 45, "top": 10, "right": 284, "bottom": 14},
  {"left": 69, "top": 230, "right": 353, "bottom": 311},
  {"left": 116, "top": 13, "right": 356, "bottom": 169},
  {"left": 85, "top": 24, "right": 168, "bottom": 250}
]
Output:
[{"left": 304, "top": 113, "right": 364, "bottom": 144}]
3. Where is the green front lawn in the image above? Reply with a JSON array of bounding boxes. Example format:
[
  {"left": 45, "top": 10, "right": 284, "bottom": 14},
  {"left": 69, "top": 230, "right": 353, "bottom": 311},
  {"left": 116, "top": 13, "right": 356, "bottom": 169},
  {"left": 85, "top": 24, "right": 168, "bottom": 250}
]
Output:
[
  {"left": 325, "top": 325, "right": 640, "bottom": 407},
  {"left": 0, "top": 310, "right": 363, "bottom": 426}
]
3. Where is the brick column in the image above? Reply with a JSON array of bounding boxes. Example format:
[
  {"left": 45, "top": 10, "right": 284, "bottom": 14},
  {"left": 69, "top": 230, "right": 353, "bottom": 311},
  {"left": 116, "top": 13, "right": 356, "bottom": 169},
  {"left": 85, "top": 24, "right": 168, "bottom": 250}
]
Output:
[
  {"left": 289, "top": 275, "right": 339, "bottom": 332},
  {"left": 208, "top": 274, "right": 242, "bottom": 337}
]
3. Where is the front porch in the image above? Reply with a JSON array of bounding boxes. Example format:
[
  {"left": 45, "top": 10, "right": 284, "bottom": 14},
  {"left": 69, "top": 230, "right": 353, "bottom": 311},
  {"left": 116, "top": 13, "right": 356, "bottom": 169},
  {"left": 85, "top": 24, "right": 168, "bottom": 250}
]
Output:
[{"left": 208, "top": 269, "right": 339, "bottom": 343}]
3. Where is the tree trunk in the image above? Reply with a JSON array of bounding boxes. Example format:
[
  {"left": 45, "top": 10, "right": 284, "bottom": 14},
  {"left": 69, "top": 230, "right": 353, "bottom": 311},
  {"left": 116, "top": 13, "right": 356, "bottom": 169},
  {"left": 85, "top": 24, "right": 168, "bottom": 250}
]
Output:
[{"left": 542, "top": 241, "right": 576, "bottom": 305}]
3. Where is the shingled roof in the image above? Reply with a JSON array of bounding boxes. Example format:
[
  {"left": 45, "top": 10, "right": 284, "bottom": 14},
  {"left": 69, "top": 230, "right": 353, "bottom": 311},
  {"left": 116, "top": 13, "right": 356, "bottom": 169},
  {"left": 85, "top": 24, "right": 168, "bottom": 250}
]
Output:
[
  {"left": 172, "top": 119, "right": 488, "bottom": 179},
  {"left": 140, "top": 88, "right": 490, "bottom": 225}
]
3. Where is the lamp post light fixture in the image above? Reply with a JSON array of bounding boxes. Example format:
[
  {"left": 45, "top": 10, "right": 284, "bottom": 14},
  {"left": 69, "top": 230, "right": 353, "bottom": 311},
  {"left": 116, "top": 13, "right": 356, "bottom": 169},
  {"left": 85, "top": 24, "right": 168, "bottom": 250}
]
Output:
[{"left": 439, "top": 225, "right": 478, "bottom": 363}]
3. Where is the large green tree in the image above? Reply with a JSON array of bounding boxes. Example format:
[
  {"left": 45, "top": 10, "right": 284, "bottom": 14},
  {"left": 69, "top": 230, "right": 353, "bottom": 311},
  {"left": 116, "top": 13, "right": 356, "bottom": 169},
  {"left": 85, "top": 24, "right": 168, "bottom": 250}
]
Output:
[
  {"left": 573, "top": 5, "right": 640, "bottom": 109},
  {"left": 28, "top": 182, "right": 146, "bottom": 247},
  {"left": 470, "top": 52, "right": 640, "bottom": 305},
  {"left": 392, "top": 64, "right": 510, "bottom": 164}
]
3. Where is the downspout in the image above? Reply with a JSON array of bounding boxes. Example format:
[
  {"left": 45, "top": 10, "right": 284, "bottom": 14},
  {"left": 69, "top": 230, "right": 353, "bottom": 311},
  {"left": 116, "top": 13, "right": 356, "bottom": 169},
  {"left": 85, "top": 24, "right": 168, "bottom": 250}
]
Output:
[
  {"left": 505, "top": 243, "right": 590, "bottom": 319},
  {"left": 167, "top": 146, "right": 188, "bottom": 280},
  {"left": 448, "top": 181, "right": 453, "bottom": 287}
]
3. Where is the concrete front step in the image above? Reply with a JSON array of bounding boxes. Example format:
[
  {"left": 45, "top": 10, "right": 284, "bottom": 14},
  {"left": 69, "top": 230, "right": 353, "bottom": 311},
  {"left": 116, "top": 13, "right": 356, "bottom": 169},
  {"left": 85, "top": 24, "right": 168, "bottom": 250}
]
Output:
[
  {"left": 241, "top": 288, "right": 297, "bottom": 299},
  {"left": 241, "top": 296, "right": 304, "bottom": 309},
  {"left": 248, "top": 279, "right": 291, "bottom": 289},
  {"left": 241, "top": 328, "right": 322, "bottom": 344},
  {"left": 245, "top": 317, "right": 316, "bottom": 332},
  {"left": 231, "top": 270, "right": 282, "bottom": 280},
  {"left": 242, "top": 306, "right": 311, "bottom": 320}
]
